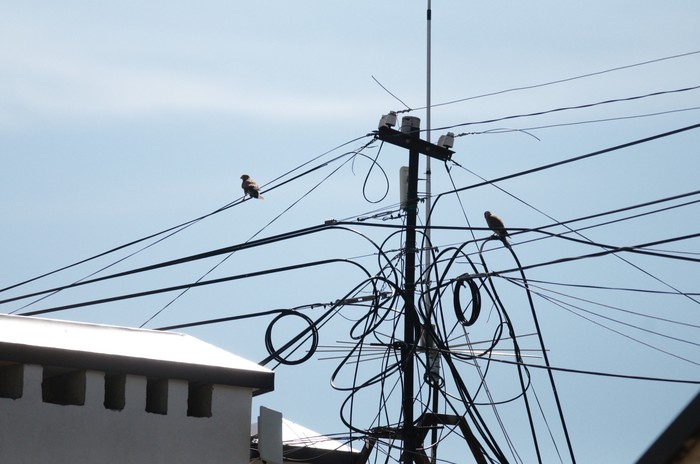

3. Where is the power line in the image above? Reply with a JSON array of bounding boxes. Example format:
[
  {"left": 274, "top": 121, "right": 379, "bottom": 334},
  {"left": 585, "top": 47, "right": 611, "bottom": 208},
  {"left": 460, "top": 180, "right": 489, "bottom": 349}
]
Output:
[
  {"left": 478, "top": 238, "right": 576, "bottom": 462},
  {"left": 18, "top": 258, "right": 374, "bottom": 317},
  {"left": 435, "top": 85, "right": 700, "bottom": 134},
  {"left": 510, "top": 280, "right": 700, "bottom": 346},
  {"left": 402, "top": 49, "right": 700, "bottom": 112},
  {"left": 338, "top": 186, "right": 700, "bottom": 241},
  {"left": 475, "top": 358, "right": 700, "bottom": 385},
  {"left": 482, "top": 231, "right": 700, "bottom": 280},
  {"left": 139, "top": 137, "right": 380, "bottom": 327},
  {"left": 0, "top": 224, "right": 327, "bottom": 307},
  {"left": 0, "top": 197, "right": 243, "bottom": 295},
  {"left": 466, "top": 106, "right": 700, "bottom": 135},
  {"left": 0, "top": 134, "right": 376, "bottom": 302},
  {"left": 509, "top": 277, "right": 700, "bottom": 329},
  {"left": 505, "top": 277, "right": 700, "bottom": 298},
  {"left": 434, "top": 121, "right": 700, "bottom": 201},
  {"left": 532, "top": 289, "right": 700, "bottom": 367}
]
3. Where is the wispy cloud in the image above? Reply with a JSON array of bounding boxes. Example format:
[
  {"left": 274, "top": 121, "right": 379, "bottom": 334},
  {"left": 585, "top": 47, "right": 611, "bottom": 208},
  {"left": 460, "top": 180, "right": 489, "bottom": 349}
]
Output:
[{"left": 0, "top": 29, "right": 375, "bottom": 128}]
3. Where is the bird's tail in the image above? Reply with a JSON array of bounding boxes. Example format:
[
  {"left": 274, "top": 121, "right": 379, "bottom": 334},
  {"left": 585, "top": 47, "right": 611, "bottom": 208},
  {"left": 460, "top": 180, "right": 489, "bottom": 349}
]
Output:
[{"left": 500, "top": 236, "right": 511, "bottom": 249}]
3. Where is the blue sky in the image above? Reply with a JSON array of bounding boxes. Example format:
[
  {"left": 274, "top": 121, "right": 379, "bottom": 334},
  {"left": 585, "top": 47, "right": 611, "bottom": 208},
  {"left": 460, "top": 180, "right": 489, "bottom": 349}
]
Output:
[{"left": 2, "top": 2, "right": 700, "bottom": 463}]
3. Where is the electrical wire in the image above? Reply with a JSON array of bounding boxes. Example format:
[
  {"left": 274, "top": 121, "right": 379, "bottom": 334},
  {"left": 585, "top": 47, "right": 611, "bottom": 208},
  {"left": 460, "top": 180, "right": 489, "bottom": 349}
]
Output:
[
  {"left": 520, "top": 284, "right": 700, "bottom": 367},
  {"left": 464, "top": 106, "right": 700, "bottom": 136},
  {"left": 401, "top": 49, "right": 700, "bottom": 113},
  {"left": 454, "top": 231, "right": 700, "bottom": 282},
  {"left": 447, "top": 157, "right": 700, "bottom": 307},
  {"left": 0, "top": 133, "right": 377, "bottom": 307},
  {"left": 5, "top": 91, "right": 699, "bottom": 463},
  {"left": 510, "top": 280, "right": 700, "bottom": 348},
  {"left": 140, "top": 137, "right": 381, "bottom": 327},
  {"left": 502, "top": 276, "right": 700, "bottom": 330},
  {"left": 505, "top": 276, "right": 700, "bottom": 298},
  {"left": 18, "top": 258, "right": 374, "bottom": 317},
  {"left": 0, "top": 197, "right": 244, "bottom": 295},
  {"left": 485, "top": 357, "right": 700, "bottom": 385},
  {"left": 426, "top": 122, "right": 700, "bottom": 236},
  {"left": 1, "top": 219, "right": 408, "bottom": 312},
  {"left": 431, "top": 85, "right": 700, "bottom": 133}
]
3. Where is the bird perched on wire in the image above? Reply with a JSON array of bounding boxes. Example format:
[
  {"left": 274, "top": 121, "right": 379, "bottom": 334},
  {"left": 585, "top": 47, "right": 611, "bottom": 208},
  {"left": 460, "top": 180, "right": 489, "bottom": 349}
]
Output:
[
  {"left": 240, "top": 174, "right": 264, "bottom": 199},
  {"left": 484, "top": 211, "right": 509, "bottom": 243}
]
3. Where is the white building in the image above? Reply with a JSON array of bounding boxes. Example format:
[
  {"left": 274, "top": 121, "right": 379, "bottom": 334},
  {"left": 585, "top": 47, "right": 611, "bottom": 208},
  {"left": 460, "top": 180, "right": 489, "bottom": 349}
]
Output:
[
  {"left": 250, "top": 416, "right": 360, "bottom": 464},
  {"left": 0, "top": 313, "right": 274, "bottom": 464}
]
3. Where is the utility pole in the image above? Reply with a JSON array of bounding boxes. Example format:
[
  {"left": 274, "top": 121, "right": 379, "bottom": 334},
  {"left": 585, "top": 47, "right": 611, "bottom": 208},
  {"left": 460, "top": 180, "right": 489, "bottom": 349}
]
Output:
[{"left": 376, "top": 117, "right": 453, "bottom": 464}]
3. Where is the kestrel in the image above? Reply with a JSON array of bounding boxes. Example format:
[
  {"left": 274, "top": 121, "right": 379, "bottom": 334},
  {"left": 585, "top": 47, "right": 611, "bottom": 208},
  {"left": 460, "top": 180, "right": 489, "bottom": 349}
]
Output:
[
  {"left": 240, "top": 174, "right": 263, "bottom": 199},
  {"left": 484, "top": 211, "right": 509, "bottom": 240}
]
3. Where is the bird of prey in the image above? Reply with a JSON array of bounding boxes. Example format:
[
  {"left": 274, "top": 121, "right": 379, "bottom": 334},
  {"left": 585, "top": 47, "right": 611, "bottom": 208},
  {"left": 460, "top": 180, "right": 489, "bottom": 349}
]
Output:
[
  {"left": 240, "top": 174, "right": 264, "bottom": 199},
  {"left": 484, "top": 211, "right": 509, "bottom": 240}
]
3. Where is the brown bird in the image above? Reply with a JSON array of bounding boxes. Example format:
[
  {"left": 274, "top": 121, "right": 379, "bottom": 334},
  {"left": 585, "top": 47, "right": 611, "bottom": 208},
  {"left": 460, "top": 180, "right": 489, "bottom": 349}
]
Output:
[
  {"left": 240, "top": 174, "right": 263, "bottom": 199},
  {"left": 484, "top": 211, "right": 509, "bottom": 240}
]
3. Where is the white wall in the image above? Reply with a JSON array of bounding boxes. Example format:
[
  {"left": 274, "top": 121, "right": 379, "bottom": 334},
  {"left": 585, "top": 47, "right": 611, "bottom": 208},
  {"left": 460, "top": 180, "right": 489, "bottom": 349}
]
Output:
[{"left": 0, "top": 364, "right": 254, "bottom": 464}]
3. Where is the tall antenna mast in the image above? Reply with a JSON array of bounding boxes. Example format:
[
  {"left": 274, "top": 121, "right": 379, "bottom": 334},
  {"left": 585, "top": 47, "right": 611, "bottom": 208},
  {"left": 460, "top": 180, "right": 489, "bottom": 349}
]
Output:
[
  {"left": 423, "top": 3, "right": 433, "bottom": 313},
  {"left": 424, "top": 0, "right": 432, "bottom": 241},
  {"left": 424, "top": 4, "right": 440, "bottom": 464}
]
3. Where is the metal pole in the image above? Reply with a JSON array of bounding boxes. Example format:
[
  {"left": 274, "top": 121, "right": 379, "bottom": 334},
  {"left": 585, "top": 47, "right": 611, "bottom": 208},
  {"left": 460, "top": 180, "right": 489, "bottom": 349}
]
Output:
[
  {"left": 401, "top": 131, "right": 420, "bottom": 464},
  {"left": 424, "top": 0, "right": 433, "bottom": 308},
  {"left": 424, "top": 4, "right": 439, "bottom": 464},
  {"left": 376, "top": 119, "right": 453, "bottom": 464}
]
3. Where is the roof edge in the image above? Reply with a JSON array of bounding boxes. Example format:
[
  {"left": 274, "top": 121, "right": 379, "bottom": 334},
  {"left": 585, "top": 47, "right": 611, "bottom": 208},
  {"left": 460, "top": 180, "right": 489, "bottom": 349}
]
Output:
[{"left": 0, "top": 342, "right": 274, "bottom": 395}]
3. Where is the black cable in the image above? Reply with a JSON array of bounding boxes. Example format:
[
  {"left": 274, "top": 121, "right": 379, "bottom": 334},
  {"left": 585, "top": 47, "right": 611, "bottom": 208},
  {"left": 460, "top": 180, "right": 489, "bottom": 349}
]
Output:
[
  {"left": 452, "top": 275, "right": 481, "bottom": 326},
  {"left": 258, "top": 133, "right": 376, "bottom": 194},
  {"left": 528, "top": 227, "right": 700, "bottom": 264},
  {"left": 21, "top": 119, "right": 688, "bottom": 307},
  {"left": 338, "top": 187, "right": 700, "bottom": 237},
  {"left": 418, "top": 191, "right": 700, "bottom": 277},
  {"left": 431, "top": 85, "right": 700, "bottom": 133},
  {"left": 331, "top": 223, "right": 700, "bottom": 306},
  {"left": 264, "top": 310, "right": 320, "bottom": 366},
  {"left": 478, "top": 239, "right": 543, "bottom": 464},
  {"left": 438, "top": 121, "right": 700, "bottom": 200},
  {"left": 0, "top": 224, "right": 326, "bottom": 307},
  {"left": 529, "top": 384, "right": 565, "bottom": 464},
  {"left": 484, "top": 358, "right": 700, "bottom": 384},
  {"left": 506, "top": 276, "right": 700, "bottom": 298},
  {"left": 515, "top": 197, "right": 700, "bottom": 248},
  {"left": 517, "top": 282, "right": 700, "bottom": 350},
  {"left": 468, "top": 106, "right": 700, "bottom": 135},
  {"left": 0, "top": 197, "right": 243, "bottom": 295},
  {"left": 2, "top": 222, "right": 404, "bottom": 310},
  {"left": 9, "top": 214, "right": 215, "bottom": 315},
  {"left": 437, "top": 340, "right": 513, "bottom": 463},
  {"left": 457, "top": 329, "right": 526, "bottom": 464},
  {"left": 403, "top": 50, "right": 700, "bottom": 112},
  {"left": 262, "top": 278, "right": 400, "bottom": 368},
  {"left": 459, "top": 231, "right": 700, "bottom": 283},
  {"left": 140, "top": 138, "right": 380, "bottom": 327},
  {"left": 322, "top": 241, "right": 511, "bottom": 462},
  {"left": 418, "top": 240, "right": 524, "bottom": 462},
  {"left": 156, "top": 305, "right": 322, "bottom": 331},
  {"left": 483, "top": 235, "right": 578, "bottom": 462},
  {"left": 18, "top": 258, "right": 374, "bottom": 317},
  {"left": 448, "top": 160, "right": 700, "bottom": 242},
  {"left": 259, "top": 135, "right": 377, "bottom": 196},
  {"left": 526, "top": 286, "right": 700, "bottom": 367},
  {"left": 502, "top": 276, "right": 700, "bottom": 329},
  {"left": 356, "top": 142, "right": 390, "bottom": 204},
  {"left": 333, "top": 224, "right": 700, "bottom": 312},
  {"left": 0, "top": 133, "right": 376, "bottom": 300},
  {"left": 449, "top": 162, "right": 700, "bottom": 308}
]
